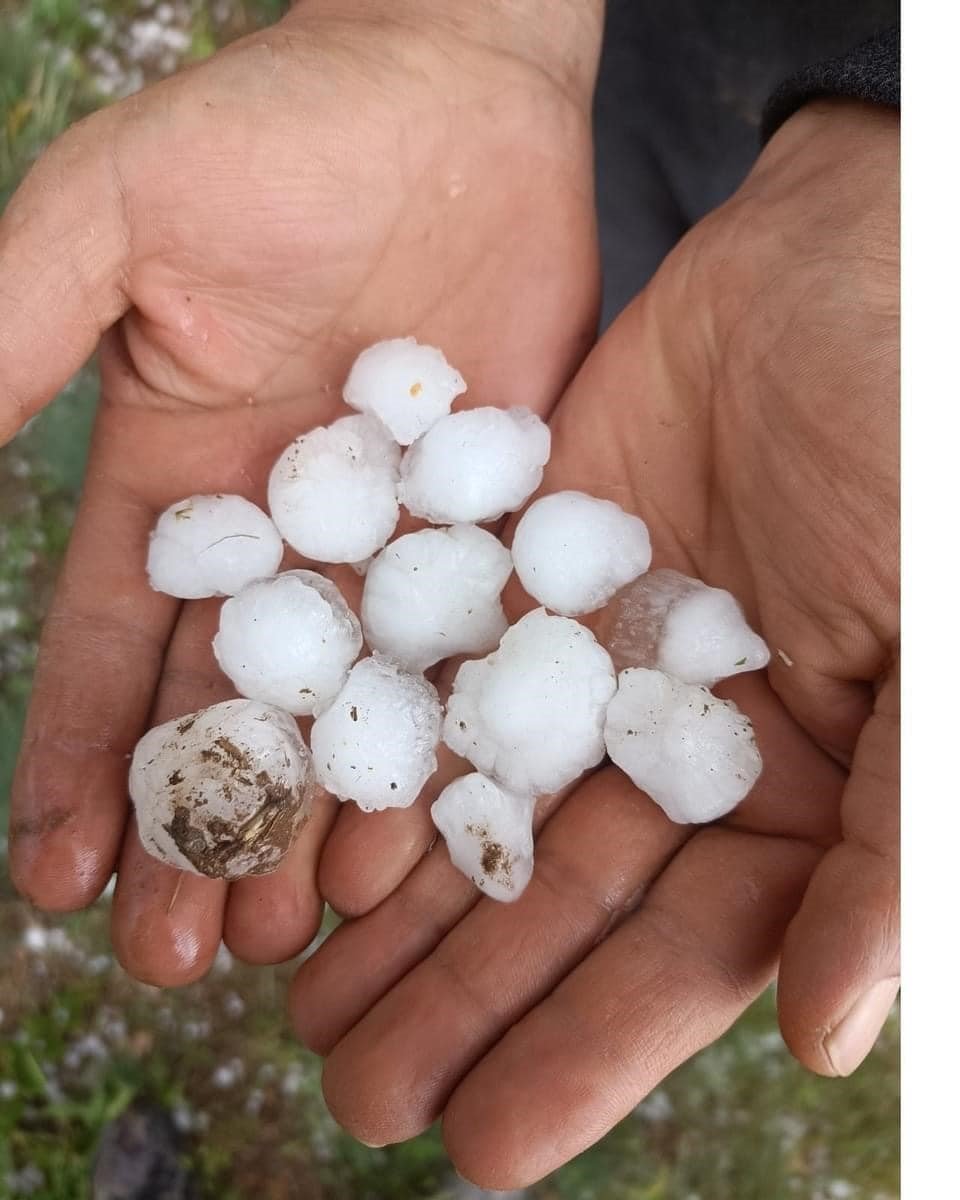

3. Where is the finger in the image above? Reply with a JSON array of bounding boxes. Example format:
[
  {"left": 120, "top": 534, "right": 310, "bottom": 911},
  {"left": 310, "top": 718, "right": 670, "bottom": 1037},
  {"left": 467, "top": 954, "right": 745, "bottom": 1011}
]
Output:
[
  {"left": 442, "top": 829, "right": 821, "bottom": 1189},
  {"left": 8, "top": 433, "right": 177, "bottom": 910},
  {"left": 777, "top": 663, "right": 900, "bottom": 1077},
  {"left": 0, "top": 111, "right": 129, "bottom": 443},
  {"left": 319, "top": 769, "right": 686, "bottom": 1144}
]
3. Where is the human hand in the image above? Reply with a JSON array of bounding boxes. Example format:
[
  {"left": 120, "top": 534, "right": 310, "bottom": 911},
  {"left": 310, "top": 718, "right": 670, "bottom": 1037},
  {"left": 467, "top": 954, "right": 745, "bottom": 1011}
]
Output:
[
  {"left": 289, "top": 100, "right": 900, "bottom": 1185},
  {"left": 3, "top": 0, "right": 602, "bottom": 982}
]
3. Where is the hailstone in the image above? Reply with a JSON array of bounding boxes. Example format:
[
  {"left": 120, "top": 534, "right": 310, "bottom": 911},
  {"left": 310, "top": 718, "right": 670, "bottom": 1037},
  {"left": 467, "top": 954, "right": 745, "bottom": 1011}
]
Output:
[
  {"left": 213, "top": 570, "right": 362, "bottom": 716},
  {"left": 399, "top": 406, "right": 551, "bottom": 524},
  {"left": 129, "top": 699, "right": 314, "bottom": 879},
  {"left": 431, "top": 773, "right": 536, "bottom": 902},
  {"left": 443, "top": 608, "right": 617, "bottom": 796},
  {"left": 343, "top": 337, "right": 466, "bottom": 445},
  {"left": 147, "top": 494, "right": 283, "bottom": 599},
  {"left": 511, "top": 490, "right": 652, "bottom": 616},
  {"left": 604, "top": 668, "right": 762, "bottom": 824},
  {"left": 310, "top": 655, "right": 442, "bottom": 811},
  {"left": 267, "top": 414, "right": 400, "bottom": 563},
  {"left": 361, "top": 524, "right": 513, "bottom": 671}
]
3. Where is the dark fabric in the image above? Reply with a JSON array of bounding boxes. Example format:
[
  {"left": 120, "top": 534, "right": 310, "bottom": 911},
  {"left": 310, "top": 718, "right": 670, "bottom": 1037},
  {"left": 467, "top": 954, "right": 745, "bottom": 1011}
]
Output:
[{"left": 762, "top": 25, "right": 900, "bottom": 142}]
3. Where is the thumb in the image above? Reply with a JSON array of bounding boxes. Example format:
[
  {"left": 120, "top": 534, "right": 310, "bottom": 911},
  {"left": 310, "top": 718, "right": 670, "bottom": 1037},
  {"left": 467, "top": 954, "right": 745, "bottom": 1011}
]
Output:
[
  {"left": 777, "top": 657, "right": 900, "bottom": 1076},
  {"left": 0, "top": 109, "right": 130, "bottom": 444}
]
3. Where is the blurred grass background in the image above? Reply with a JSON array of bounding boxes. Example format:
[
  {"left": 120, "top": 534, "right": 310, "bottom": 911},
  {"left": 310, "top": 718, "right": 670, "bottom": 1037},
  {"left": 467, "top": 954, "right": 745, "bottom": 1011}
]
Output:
[{"left": 0, "top": 3, "right": 899, "bottom": 1197}]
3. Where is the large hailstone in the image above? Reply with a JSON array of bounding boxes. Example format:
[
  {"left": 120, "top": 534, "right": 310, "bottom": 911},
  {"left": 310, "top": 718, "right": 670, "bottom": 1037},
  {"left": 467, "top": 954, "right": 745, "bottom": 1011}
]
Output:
[
  {"left": 310, "top": 655, "right": 442, "bottom": 811},
  {"left": 443, "top": 608, "right": 617, "bottom": 796},
  {"left": 267, "top": 414, "right": 400, "bottom": 564},
  {"left": 129, "top": 699, "right": 314, "bottom": 879},
  {"left": 213, "top": 570, "right": 362, "bottom": 716},
  {"left": 604, "top": 668, "right": 762, "bottom": 824},
  {"left": 343, "top": 337, "right": 466, "bottom": 445},
  {"left": 511, "top": 491, "right": 652, "bottom": 616},
  {"left": 398, "top": 407, "right": 551, "bottom": 524},
  {"left": 147, "top": 494, "right": 283, "bottom": 599},
  {"left": 431, "top": 774, "right": 536, "bottom": 903},
  {"left": 361, "top": 524, "right": 513, "bottom": 671},
  {"left": 598, "top": 568, "right": 770, "bottom": 686}
]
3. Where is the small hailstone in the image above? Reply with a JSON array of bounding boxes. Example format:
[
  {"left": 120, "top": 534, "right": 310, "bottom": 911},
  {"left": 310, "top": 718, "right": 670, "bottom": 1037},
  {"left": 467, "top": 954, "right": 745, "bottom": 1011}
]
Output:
[
  {"left": 599, "top": 568, "right": 770, "bottom": 685},
  {"left": 267, "top": 413, "right": 400, "bottom": 563},
  {"left": 361, "top": 524, "right": 512, "bottom": 671},
  {"left": 146, "top": 494, "right": 283, "bottom": 598},
  {"left": 398, "top": 406, "right": 551, "bottom": 523},
  {"left": 444, "top": 608, "right": 616, "bottom": 796},
  {"left": 310, "top": 655, "right": 442, "bottom": 811},
  {"left": 213, "top": 570, "right": 362, "bottom": 716},
  {"left": 604, "top": 668, "right": 762, "bottom": 824},
  {"left": 343, "top": 337, "right": 466, "bottom": 445},
  {"left": 511, "top": 490, "right": 651, "bottom": 616},
  {"left": 129, "top": 699, "right": 314, "bottom": 879},
  {"left": 431, "top": 773, "right": 535, "bottom": 902}
]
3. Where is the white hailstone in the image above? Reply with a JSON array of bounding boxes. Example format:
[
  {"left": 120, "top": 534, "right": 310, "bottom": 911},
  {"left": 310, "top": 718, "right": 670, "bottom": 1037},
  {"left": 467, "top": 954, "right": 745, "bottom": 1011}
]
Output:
[
  {"left": 267, "top": 414, "right": 400, "bottom": 563},
  {"left": 343, "top": 337, "right": 466, "bottom": 445},
  {"left": 146, "top": 494, "right": 283, "bottom": 599},
  {"left": 213, "top": 570, "right": 362, "bottom": 716},
  {"left": 431, "top": 773, "right": 536, "bottom": 902},
  {"left": 361, "top": 524, "right": 512, "bottom": 671},
  {"left": 398, "top": 406, "right": 551, "bottom": 524},
  {"left": 604, "top": 668, "right": 762, "bottom": 824},
  {"left": 444, "top": 608, "right": 617, "bottom": 796},
  {"left": 599, "top": 568, "right": 770, "bottom": 685},
  {"left": 511, "top": 490, "right": 652, "bottom": 616},
  {"left": 129, "top": 699, "right": 314, "bottom": 879},
  {"left": 310, "top": 655, "right": 442, "bottom": 812}
]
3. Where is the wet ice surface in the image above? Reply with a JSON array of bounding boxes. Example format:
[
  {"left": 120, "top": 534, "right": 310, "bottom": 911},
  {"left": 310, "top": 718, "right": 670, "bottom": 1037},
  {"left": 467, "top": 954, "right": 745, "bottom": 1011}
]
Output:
[
  {"left": 129, "top": 700, "right": 315, "bottom": 878},
  {"left": 443, "top": 608, "right": 617, "bottom": 796},
  {"left": 213, "top": 570, "right": 362, "bottom": 716},
  {"left": 431, "top": 773, "right": 535, "bottom": 902},
  {"left": 147, "top": 494, "right": 283, "bottom": 599},
  {"left": 603, "top": 668, "right": 762, "bottom": 823},
  {"left": 310, "top": 655, "right": 442, "bottom": 811},
  {"left": 599, "top": 568, "right": 770, "bottom": 685}
]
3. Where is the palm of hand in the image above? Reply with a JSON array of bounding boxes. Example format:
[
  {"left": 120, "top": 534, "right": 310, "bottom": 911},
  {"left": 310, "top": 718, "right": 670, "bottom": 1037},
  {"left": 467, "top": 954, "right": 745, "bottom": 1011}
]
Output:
[
  {"left": 287, "top": 103, "right": 899, "bottom": 1187},
  {"left": 6, "top": 14, "right": 598, "bottom": 977}
]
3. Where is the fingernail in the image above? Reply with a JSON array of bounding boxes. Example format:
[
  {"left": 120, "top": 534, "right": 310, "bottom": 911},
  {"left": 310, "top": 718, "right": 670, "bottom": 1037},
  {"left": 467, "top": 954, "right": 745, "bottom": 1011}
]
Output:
[{"left": 824, "top": 977, "right": 900, "bottom": 1076}]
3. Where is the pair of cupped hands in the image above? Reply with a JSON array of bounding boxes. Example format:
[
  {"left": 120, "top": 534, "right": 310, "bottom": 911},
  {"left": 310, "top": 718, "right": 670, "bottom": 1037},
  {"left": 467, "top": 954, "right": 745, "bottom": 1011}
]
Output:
[{"left": 2, "top": 1, "right": 898, "bottom": 1186}]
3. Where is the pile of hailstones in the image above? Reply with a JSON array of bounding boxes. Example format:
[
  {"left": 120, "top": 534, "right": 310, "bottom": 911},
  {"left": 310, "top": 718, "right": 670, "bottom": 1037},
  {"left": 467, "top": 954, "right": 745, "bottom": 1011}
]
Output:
[{"left": 131, "top": 338, "right": 770, "bottom": 901}]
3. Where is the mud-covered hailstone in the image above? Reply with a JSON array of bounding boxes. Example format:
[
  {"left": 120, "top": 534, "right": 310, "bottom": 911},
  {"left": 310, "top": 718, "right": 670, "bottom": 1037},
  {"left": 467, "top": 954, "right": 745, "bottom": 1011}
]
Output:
[
  {"left": 213, "top": 570, "right": 361, "bottom": 716},
  {"left": 598, "top": 568, "right": 770, "bottom": 685},
  {"left": 604, "top": 668, "right": 762, "bottom": 824},
  {"left": 399, "top": 406, "right": 551, "bottom": 524},
  {"left": 343, "top": 337, "right": 466, "bottom": 445},
  {"left": 431, "top": 774, "right": 536, "bottom": 902},
  {"left": 267, "top": 414, "right": 400, "bottom": 563},
  {"left": 444, "top": 608, "right": 617, "bottom": 796},
  {"left": 129, "top": 700, "right": 314, "bottom": 879},
  {"left": 361, "top": 524, "right": 513, "bottom": 671},
  {"left": 511, "top": 490, "right": 652, "bottom": 616},
  {"left": 310, "top": 656, "right": 442, "bottom": 811},
  {"left": 146, "top": 494, "right": 283, "bottom": 599}
]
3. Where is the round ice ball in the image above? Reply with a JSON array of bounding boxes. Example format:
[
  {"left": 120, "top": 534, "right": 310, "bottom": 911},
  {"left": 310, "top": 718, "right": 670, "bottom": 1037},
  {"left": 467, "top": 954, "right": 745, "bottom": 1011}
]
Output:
[
  {"left": 213, "top": 570, "right": 362, "bottom": 716},
  {"left": 604, "top": 668, "right": 763, "bottom": 824},
  {"left": 343, "top": 337, "right": 466, "bottom": 446},
  {"left": 511, "top": 490, "right": 652, "bottom": 616},
  {"left": 398, "top": 406, "right": 551, "bottom": 524},
  {"left": 146, "top": 494, "right": 283, "bottom": 599},
  {"left": 443, "top": 608, "right": 617, "bottom": 796},
  {"left": 267, "top": 413, "right": 400, "bottom": 564},
  {"left": 129, "top": 699, "right": 315, "bottom": 879},
  {"left": 431, "top": 773, "right": 536, "bottom": 902},
  {"left": 361, "top": 524, "right": 513, "bottom": 671},
  {"left": 310, "top": 655, "right": 442, "bottom": 812}
]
